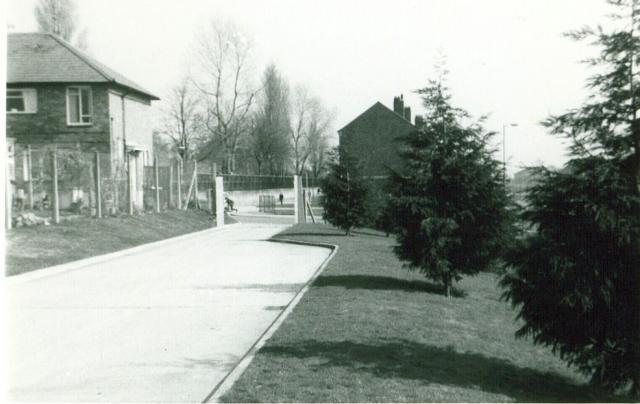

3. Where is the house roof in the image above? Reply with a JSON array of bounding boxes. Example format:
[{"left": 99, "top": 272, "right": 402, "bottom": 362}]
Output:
[
  {"left": 338, "top": 101, "right": 414, "bottom": 133},
  {"left": 7, "top": 32, "right": 159, "bottom": 100}
]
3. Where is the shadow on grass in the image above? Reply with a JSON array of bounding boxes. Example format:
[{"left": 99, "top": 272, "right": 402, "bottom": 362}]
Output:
[
  {"left": 351, "top": 229, "right": 389, "bottom": 238},
  {"left": 276, "top": 231, "right": 347, "bottom": 238},
  {"left": 259, "top": 339, "right": 608, "bottom": 402},
  {"left": 313, "top": 275, "right": 466, "bottom": 298}
]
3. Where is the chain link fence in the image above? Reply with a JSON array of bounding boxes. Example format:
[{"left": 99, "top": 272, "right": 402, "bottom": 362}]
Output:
[{"left": 7, "top": 145, "right": 325, "bottom": 227}]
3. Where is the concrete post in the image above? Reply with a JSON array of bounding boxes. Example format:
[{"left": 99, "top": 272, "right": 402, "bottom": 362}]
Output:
[
  {"left": 168, "top": 163, "right": 173, "bottom": 209},
  {"left": 215, "top": 176, "right": 224, "bottom": 227},
  {"left": 176, "top": 159, "right": 182, "bottom": 210},
  {"left": 51, "top": 150, "right": 60, "bottom": 224},
  {"left": 94, "top": 151, "right": 102, "bottom": 218},
  {"left": 5, "top": 157, "right": 12, "bottom": 230},
  {"left": 294, "top": 175, "right": 306, "bottom": 224},
  {"left": 27, "top": 145, "right": 33, "bottom": 209},
  {"left": 154, "top": 154, "right": 160, "bottom": 213}
]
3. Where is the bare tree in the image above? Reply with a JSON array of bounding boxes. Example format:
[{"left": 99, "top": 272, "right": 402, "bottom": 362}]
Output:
[
  {"left": 34, "top": 0, "right": 76, "bottom": 41},
  {"left": 307, "top": 121, "right": 331, "bottom": 179},
  {"left": 290, "top": 85, "right": 332, "bottom": 175},
  {"left": 192, "top": 19, "right": 256, "bottom": 174},
  {"left": 161, "top": 78, "right": 203, "bottom": 161},
  {"left": 249, "top": 64, "right": 291, "bottom": 175}
]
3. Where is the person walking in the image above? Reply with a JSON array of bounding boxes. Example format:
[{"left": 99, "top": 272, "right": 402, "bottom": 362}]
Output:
[{"left": 278, "top": 193, "right": 284, "bottom": 206}]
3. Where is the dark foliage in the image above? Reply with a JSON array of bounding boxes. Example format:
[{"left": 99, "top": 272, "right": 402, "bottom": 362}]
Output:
[
  {"left": 501, "top": 158, "right": 640, "bottom": 392},
  {"left": 321, "top": 146, "right": 369, "bottom": 235},
  {"left": 501, "top": 1, "right": 640, "bottom": 395},
  {"left": 387, "top": 75, "right": 514, "bottom": 297}
]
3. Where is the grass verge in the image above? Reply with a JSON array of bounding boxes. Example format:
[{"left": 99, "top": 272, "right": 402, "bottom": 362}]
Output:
[
  {"left": 5, "top": 210, "right": 231, "bottom": 276},
  {"left": 221, "top": 223, "right": 615, "bottom": 403}
]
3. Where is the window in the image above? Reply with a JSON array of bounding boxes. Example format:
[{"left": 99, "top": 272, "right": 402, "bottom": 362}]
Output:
[
  {"left": 66, "top": 86, "right": 92, "bottom": 125},
  {"left": 6, "top": 89, "right": 37, "bottom": 113}
]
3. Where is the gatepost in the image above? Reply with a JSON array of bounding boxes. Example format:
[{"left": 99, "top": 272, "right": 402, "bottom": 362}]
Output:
[
  {"left": 293, "top": 175, "right": 306, "bottom": 224},
  {"left": 215, "top": 176, "right": 224, "bottom": 227}
]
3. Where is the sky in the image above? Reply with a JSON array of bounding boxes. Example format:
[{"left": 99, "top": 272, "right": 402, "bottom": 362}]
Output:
[{"left": 4, "top": 0, "right": 614, "bottom": 175}]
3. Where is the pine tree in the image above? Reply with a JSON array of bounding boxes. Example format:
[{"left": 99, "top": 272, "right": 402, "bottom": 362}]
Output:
[
  {"left": 321, "top": 146, "right": 368, "bottom": 235},
  {"left": 387, "top": 74, "right": 513, "bottom": 297},
  {"left": 500, "top": 0, "right": 640, "bottom": 395}
]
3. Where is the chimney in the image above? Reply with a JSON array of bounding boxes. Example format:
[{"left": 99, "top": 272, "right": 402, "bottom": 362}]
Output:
[
  {"left": 404, "top": 106, "right": 411, "bottom": 122},
  {"left": 393, "top": 94, "right": 404, "bottom": 116},
  {"left": 414, "top": 115, "right": 425, "bottom": 127}
]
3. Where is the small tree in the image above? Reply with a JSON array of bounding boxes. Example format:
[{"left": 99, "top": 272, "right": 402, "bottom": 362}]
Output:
[
  {"left": 387, "top": 74, "right": 512, "bottom": 297},
  {"left": 501, "top": 0, "right": 640, "bottom": 395},
  {"left": 321, "top": 146, "right": 368, "bottom": 235},
  {"left": 34, "top": 0, "right": 76, "bottom": 41}
]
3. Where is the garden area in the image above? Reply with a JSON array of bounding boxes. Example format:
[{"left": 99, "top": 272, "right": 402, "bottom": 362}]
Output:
[
  {"left": 5, "top": 210, "right": 226, "bottom": 276},
  {"left": 220, "top": 223, "right": 617, "bottom": 403}
]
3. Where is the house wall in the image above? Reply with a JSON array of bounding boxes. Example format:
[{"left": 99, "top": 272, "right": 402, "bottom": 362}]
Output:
[
  {"left": 108, "top": 91, "right": 154, "bottom": 164},
  {"left": 108, "top": 91, "right": 155, "bottom": 209},
  {"left": 6, "top": 83, "right": 111, "bottom": 152},
  {"left": 338, "top": 104, "right": 414, "bottom": 177}
]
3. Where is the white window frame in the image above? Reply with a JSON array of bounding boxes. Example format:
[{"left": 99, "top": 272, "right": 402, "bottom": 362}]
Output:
[
  {"left": 66, "top": 86, "right": 93, "bottom": 126},
  {"left": 6, "top": 88, "right": 37, "bottom": 114}
]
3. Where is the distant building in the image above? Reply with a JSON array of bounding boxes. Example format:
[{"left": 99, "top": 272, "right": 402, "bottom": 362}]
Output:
[
  {"left": 6, "top": 32, "right": 160, "bottom": 209},
  {"left": 338, "top": 95, "right": 421, "bottom": 177}
]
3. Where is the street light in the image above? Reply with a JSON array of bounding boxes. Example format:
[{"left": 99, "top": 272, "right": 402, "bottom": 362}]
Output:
[{"left": 502, "top": 123, "right": 518, "bottom": 184}]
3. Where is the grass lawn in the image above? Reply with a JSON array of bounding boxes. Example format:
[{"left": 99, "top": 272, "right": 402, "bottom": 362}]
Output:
[
  {"left": 221, "top": 223, "right": 616, "bottom": 403},
  {"left": 5, "top": 210, "right": 231, "bottom": 276}
]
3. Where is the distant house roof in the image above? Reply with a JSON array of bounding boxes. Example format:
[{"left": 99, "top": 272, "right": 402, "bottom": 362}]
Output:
[
  {"left": 339, "top": 101, "right": 414, "bottom": 133},
  {"left": 7, "top": 32, "right": 159, "bottom": 100}
]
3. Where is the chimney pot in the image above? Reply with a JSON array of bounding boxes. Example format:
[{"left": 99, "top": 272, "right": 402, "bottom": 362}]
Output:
[{"left": 393, "top": 95, "right": 404, "bottom": 116}]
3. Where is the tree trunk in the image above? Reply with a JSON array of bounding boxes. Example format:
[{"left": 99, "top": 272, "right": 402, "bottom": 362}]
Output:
[{"left": 443, "top": 272, "right": 452, "bottom": 298}]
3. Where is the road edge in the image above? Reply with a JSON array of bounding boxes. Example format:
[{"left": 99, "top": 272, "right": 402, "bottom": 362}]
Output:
[
  {"left": 203, "top": 237, "right": 339, "bottom": 403},
  {"left": 6, "top": 222, "right": 241, "bottom": 285}
]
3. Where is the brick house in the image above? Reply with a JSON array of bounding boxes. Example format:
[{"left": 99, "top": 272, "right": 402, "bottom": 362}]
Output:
[
  {"left": 6, "top": 32, "right": 159, "bottom": 210},
  {"left": 338, "top": 95, "right": 421, "bottom": 177}
]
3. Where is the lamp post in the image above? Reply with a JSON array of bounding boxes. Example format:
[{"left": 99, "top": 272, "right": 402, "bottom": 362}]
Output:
[{"left": 502, "top": 123, "right": 518, "bottom": 184}]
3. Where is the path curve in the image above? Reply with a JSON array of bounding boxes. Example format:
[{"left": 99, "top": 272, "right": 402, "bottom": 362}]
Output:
[{"left": 7, "top": 222, "right": 330, "bottom": 402}]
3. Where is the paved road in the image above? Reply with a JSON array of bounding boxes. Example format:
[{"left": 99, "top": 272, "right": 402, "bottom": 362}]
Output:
[{"left": 6, "top": 222, "right": 330, "bottom": 402}]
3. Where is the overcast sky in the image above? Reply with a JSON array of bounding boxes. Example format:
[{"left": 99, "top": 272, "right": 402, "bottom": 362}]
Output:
[{"left": 5, "top": 0, "right": 613, "bottom": 175}]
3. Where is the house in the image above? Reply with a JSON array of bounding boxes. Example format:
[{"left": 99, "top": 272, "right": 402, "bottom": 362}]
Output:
[
  {"left": 6, "top": 32, "right": 159, "bottom": 210},
  {"left": 338, "top": 95, "right": 421, "bottom": 177}
]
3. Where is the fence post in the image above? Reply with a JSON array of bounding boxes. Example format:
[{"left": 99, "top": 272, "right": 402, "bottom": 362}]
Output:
[
  {"left": 94, "top": 151, "right": 102, "bottom": 218},
  {"left": 294, "top": 175, "right": 305, "bottom": 224},
  {"left": 169, "top": 163, "right": 174, "bottom": 209},
  {"left": 127, "top": 153, "right": 134, "bottom": 216},
  {"left": 51, "top": 149, "right": 60, "bottom": 224},
  {"left": 27, "top": 145, "right": 33, "bottom": 209},
  {"left": 215, "top": 176, "right": 224, "bottom": 227},
  {"left": 177, "top": 159, "right": 182, "bottom": 209},
  {"left": 194, "top": 160, "right": 199, "bottom": 209},
  {"left": 5, "top": 156, "right": 12, "bottom": 230},
  {"left": 154, "top": 154, "right": 160, "bottom": 213}
]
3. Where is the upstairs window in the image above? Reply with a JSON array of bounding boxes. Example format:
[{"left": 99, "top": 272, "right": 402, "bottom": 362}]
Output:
[
  {"left": 67, "top": 86, "right": 92, "bottom": 125},
  {"left": 6, "top": 89, "right": 37, "bottom": 113}
]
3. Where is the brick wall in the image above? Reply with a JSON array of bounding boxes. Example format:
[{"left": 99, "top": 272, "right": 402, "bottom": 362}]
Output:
[{"left": 6, "top": 83, "right": 111, "bottom": 153}]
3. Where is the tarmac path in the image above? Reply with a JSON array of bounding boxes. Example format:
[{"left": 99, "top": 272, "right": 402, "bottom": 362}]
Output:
[{"left": 6, "top": 221, "right": 330, "bottom": 402}]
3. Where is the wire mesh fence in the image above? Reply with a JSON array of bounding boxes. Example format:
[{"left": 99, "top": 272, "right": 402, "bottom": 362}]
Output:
[{"left": 7, "top": 144, "right": 325, "bottom": 227}]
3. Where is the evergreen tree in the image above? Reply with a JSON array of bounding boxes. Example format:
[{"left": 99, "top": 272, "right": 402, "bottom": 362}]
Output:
[
  {"left": 321, "top": 146, "right": 368, "bottom": 235},
  {"left": 387, "top": 74, "right": 512, "bottom": 297},
  {"left": 501, "top": 0, "right": 640, "bottom": 395}
]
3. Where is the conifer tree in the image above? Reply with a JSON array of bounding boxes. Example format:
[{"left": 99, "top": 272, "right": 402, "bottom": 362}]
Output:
[
  {"left": 321, "top": 146, "right": 368, "bottom": 235},
  {"left": 387, "top": 73, "right": 512, "bottom": 297},
  {"left": 501, "top": 0, "right": 640, "bottom": 395}
]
